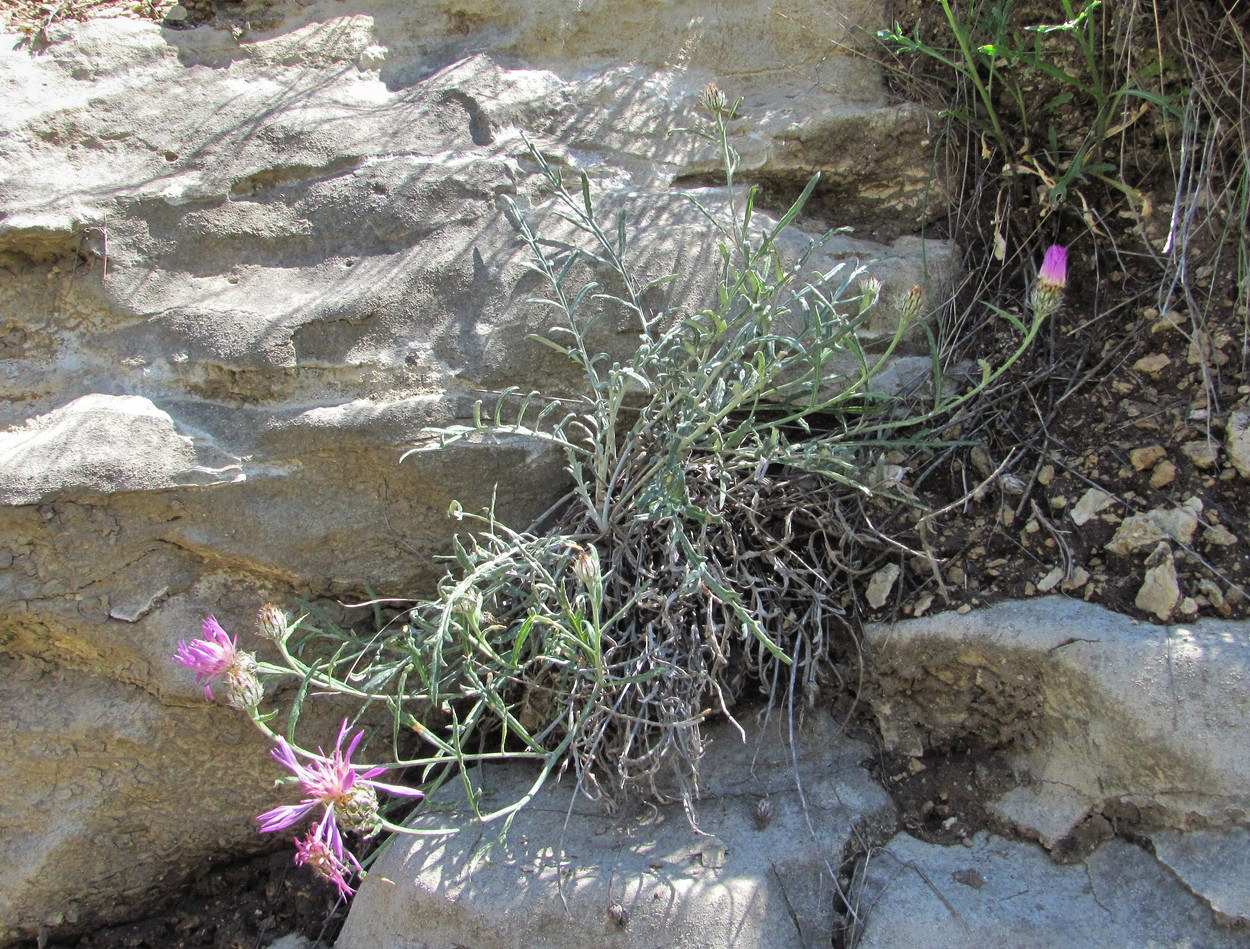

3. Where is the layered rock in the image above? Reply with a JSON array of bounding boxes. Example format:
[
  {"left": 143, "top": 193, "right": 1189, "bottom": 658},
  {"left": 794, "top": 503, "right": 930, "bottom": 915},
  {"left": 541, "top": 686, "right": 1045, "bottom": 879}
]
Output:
[{"left": 0, "top": 0, "right": 954, "bottom": 939}]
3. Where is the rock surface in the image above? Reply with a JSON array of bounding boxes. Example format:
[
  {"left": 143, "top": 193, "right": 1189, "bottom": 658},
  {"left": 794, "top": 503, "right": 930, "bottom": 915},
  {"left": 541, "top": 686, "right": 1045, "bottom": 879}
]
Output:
[
  {"left": 338, "top": 711, "right": 893, "bottom": 949},
  {"left": 863, "top": 598, "right": 1250, "bottom": 839},
  {"left": 0, "top": 0, "right": 956, "bottom": 939},
  {"left": 1149, "top": 827, "right": 1250, "bottom": 926},
  {"left": 854, "top": 832, "right": 1247, "bottom": 948}
]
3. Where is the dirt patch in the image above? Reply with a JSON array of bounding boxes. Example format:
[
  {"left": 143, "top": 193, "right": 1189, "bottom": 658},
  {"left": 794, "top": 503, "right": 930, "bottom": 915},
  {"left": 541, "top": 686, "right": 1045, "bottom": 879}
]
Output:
[
  {"left": 24, "top": 851, "right": 347, "bottom": 949},
  {"left": 858, "top": 0, "right": 1248, "bottom": 628}
]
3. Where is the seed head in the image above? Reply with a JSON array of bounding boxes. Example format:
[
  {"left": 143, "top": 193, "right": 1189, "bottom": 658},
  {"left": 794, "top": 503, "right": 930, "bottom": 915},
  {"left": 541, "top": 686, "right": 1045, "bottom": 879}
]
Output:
[
  {"left": 571, "top": 545, "right": 603, "bottom": 598},
  {"left": 754, "top": 797, "right": 775, "bottom": 830}
]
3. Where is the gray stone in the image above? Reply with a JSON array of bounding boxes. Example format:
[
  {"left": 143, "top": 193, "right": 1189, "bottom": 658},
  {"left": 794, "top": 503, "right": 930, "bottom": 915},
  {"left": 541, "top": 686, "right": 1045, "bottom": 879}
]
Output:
[
  {"left": 1227, "top": 404, "right": 1250, "bottom": 478},
  {"left": 265, "top": 935, "right": 314, "bottom": 949},
  {"left": 1069, "top": 487, "right": 1113, "bottom": 526},
  {"left": 864, "top": 599, "right": 1250, "bottom": 841},
  {"left": 338, "top": 711, "right": 894, "bottom": 949},
  {"left": 1134, "top": 542, "right": 1180, "bottom": 620},
  {"left": 867, "top": 563, "right": 900, "bottom": 609},
  {"left": 1105, "top": 497, "right": 1201, "bottom": 555},
  {"left": 854, "top": 832, "right": 1248, "bottom": 948},
  {"left": 1150, "top": 827, "right": 1250, "bottom": 925}
]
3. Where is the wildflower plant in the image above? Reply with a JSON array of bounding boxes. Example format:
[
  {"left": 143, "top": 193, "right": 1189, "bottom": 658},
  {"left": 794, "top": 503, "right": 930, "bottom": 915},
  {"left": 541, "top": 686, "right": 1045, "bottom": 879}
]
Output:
[
  {"left": 175, "top": 89, "right": 1064, "bottom": 897},
  {"left": 878, "top": 0, "right": 1179, "bottom": 212}
]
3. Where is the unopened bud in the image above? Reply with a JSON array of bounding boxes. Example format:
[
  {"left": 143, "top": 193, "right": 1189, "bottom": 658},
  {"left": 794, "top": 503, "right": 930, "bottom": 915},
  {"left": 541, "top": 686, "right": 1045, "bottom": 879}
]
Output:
[
  {"left": 1028, "top": 244, "right": 1068, "bottom": 319},
  {"left": 897, "top": 285, "right": 924, "bottom": 325},
  {"left": 451, "top": 590, "right": 481, "bottom": 620},
  {"left": 698, "top": 83, "right": 728, "bottom": 117},
  {"left": 257, "top": 604, "right": 289, "bottom": 643},
  {"left": 858, "top": 275, "right": 882, "bottom": 315}
]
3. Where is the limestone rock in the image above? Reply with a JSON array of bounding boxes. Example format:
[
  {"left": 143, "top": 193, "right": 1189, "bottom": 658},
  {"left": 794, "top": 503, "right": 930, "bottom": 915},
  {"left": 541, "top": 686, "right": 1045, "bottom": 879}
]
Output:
[
  {"left": 863, "top": 599, "right": 1250, "bottom": 837},
  {"left": 1149, "top": 828, "right": 1250, "bottom": 925},
  {"left": 1226, "top": 403, "right": 1250, "bottom": 478},
  {"left": 1134, "top": 542, "right": 1180, "bottom": 620},
  {"left": 867, "top": 563, "right": 901, "bottom": 609},
  {"left": 0, "top": 0, "right": 954, "bottom": 938},
  {"left": 1104, "top": 497, "right": 1201, "bottom": 555},
  {"left": 854, "top": 833, "right": 1246, "bottom": 948},
  {"left": 338, "top": 712, "right": 894, "bottom": 949}
]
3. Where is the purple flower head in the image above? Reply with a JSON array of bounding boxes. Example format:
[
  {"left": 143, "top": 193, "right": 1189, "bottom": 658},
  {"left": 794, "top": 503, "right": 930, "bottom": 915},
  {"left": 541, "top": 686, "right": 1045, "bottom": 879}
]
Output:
[
  {"left": 1029, "top": 244, "right": 1069, "bottom": 319},
  {"left": 294, "top": 814, "right": 362, "bottom": 898},
  {"left": 1039, "top": 244, "right": 1067, "bottom": 290},
  {"left": 175, "top": 616, "right": 248, "bottom": 702},
  {"left": 257, "top": 719, "right": 423, "bottom": 845}
]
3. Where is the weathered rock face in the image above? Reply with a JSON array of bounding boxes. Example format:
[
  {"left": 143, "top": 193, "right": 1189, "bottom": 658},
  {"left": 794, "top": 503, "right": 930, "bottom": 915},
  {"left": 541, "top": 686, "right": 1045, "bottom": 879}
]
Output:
[
  {"left": 863, "top": 598, "right": 1250, "bottom": 838},
  {"left": 338, "top": 711, "right": 894, "bottom": 949},
  {"left": 0, "top": 0, "right": 955, "bottom": 939},
  {"left": 861, "top": 598, "right": 1250, "bottom": 935}
]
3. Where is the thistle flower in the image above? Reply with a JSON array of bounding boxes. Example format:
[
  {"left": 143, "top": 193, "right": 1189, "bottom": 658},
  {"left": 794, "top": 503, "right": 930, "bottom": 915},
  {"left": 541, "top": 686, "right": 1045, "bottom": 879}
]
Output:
[
  {"left": 256, "top": 604, "right": 290, "bottom": 644},
  {"left": 1029, "top": 244, "right": 1068, "bottom": 319},
  {"left": 571, "top": 545, "right": 602, "bottom": 593},
  {"left": 174, "top": 616, "right": 261, "bottom": 706},
  {"left": 223, "top": 654, "right": 264, "bottom": 710},
  {"left": 858, "top": 275, "right": 882, "bottom": 316},
  {"left": 897, "top": 285, "right": 924, "bottom": 326},
  {"left": 293, "top": 814, "right": 362, "bottom": 898},
  {"left": 698, "top": 82, "right": 728, "bottom": 117},
  {"left": 257, "top": 719, "right": 423, "bottom": 844}
]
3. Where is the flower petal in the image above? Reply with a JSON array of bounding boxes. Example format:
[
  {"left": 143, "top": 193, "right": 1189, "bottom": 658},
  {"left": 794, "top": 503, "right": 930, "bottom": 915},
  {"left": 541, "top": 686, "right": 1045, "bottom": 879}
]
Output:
[
  {"left": 367, "top": 779, "right": 425, "bottom": 798},
  {"left": 257, "top": 800, "right": 317, "bottom": 833}
]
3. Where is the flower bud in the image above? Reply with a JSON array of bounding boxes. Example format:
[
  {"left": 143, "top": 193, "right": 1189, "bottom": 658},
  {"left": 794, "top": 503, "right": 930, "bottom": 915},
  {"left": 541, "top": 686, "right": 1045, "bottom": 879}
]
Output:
[
  {"left": 257, "top": 604, "right": 290, "bottom": 643},
  {"left": 897, "top": 285, "right": 924, "bottom": 326},
  {"left": 699, "top": 83, "right": 728, "bottom": 118},
  {"left": 571, "top": 545, "right": 603, "bottom": 607},
  {"left": 1028, "top": 244, "right": 1068, "bottom": 319},
  {"left": 858, "top": 275, "right": 882, "bottom": 315}
]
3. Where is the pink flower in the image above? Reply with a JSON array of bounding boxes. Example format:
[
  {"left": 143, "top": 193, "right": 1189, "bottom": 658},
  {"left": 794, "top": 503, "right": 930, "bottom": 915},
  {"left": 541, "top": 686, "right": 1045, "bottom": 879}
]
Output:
[
  {"left": 294, "top": 814, "right": 362, "bottom": 898},
  {"left": 1038, "top": 244, "right": 1067, "bottom": 289},
  {"left": 174, "top": 616, "right": 259, "bottom": 706},
  {"left": 1029, "top": 244, "right": 1068, "bottom": 319},
  {"left": 257, "top": 719, "right": 423, "bottom": 842}
]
